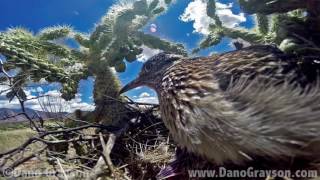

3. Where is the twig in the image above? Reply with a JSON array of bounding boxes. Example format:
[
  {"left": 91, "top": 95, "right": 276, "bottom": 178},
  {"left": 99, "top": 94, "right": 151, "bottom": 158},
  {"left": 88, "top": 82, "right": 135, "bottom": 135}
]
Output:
[
  {"left": 86, "top": 156, "right": 106, "bottom": 180},
  {"left": 12, "top": 146, "right": 46, "bottom": 169},
  {"left": 100, "top": 133, "right": 116, "bottom": 173},
  {"left": 34, "top": 136, "right": 98, "bottom": 145},
  {"left": 56, "top": 158, "right": 68, "bottom": 180},
  {"left": 86, "top": 133, "right": 118, "bottom": 180},
  {"left": 0, "top": 124, "right": 119, "bottom": 158},
  {"left": 124, "top": 95, "right": 159, "bottom": 106}
]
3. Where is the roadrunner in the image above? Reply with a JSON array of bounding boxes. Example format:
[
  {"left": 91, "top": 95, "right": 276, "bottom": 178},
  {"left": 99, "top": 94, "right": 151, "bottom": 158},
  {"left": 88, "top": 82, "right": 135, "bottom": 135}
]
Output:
[{"left": 120, "top": 45, "right": 320, "bottom": 165}]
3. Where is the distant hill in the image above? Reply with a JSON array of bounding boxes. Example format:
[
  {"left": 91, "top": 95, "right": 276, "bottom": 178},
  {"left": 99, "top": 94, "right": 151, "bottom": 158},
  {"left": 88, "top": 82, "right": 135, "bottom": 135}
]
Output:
[{"left": 0, "top": 108, "right": 67, "bottom": 123}]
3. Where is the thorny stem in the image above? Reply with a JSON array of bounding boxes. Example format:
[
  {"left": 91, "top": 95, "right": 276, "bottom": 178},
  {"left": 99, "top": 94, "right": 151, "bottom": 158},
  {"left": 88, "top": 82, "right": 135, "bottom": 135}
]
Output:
[{"left": 0, "top": 59, "right": 41, "bottom": 132}]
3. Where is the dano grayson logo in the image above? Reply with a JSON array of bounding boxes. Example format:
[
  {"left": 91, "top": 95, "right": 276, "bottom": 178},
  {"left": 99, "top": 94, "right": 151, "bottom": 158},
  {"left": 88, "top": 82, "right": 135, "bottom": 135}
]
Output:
[{"left": 1, "top": 168, "right": 90, "bottom": 178}]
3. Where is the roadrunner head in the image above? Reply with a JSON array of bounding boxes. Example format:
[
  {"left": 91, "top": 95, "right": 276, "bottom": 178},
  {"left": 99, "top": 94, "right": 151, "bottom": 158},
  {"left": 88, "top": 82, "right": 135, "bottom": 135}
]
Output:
[{"left": 119, "top": 52, "right": 182, "bottom": 94}]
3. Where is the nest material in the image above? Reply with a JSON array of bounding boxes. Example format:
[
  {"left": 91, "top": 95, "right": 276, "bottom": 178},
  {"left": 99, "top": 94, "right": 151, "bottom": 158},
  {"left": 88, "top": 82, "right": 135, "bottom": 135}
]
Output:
[{"left": 109, "top": 105, "right": 176, "bottom": 179}]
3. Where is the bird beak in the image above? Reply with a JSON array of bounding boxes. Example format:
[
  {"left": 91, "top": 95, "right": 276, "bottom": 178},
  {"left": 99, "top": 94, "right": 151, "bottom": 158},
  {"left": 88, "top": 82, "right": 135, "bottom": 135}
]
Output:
[{"left": 119, "top": 78, "right": 142, "bottom": 95}]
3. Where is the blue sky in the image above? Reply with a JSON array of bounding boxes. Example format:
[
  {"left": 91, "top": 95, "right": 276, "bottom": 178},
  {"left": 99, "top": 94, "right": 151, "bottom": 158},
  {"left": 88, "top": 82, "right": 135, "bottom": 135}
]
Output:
[{"left": 0, "top": 0, "right": 254, "bottom": 111}]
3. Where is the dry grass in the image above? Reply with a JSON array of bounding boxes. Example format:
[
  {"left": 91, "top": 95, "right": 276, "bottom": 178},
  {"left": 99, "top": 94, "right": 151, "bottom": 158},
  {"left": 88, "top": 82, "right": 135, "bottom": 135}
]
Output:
[{"left": 0, "top": 128, "right": 36, "bottom": 153}]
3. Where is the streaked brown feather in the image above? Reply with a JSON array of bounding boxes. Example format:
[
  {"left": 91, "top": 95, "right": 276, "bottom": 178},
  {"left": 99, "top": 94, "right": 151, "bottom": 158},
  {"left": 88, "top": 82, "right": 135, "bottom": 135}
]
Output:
[{"left": 156, "top": 46, "right": 320, "bottom": 164}]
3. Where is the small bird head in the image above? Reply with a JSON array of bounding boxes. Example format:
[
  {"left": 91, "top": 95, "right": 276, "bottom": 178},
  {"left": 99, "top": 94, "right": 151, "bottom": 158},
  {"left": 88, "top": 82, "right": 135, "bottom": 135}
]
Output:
[{"left": 119, "top": 52, "right": 182, "bottom": 94}]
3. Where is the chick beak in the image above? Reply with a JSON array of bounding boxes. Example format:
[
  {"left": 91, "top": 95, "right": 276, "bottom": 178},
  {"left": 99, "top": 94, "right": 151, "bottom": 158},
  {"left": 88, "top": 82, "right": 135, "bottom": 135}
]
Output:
[{"left": 119, "top": 78, "right": 142, "bottom": 95}]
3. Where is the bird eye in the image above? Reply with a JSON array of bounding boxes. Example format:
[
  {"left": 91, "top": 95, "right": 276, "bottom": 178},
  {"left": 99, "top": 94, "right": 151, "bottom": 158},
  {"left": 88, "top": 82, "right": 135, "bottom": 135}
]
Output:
[{"left": 144, "top": 63, "right": 152, "bottom": 72}]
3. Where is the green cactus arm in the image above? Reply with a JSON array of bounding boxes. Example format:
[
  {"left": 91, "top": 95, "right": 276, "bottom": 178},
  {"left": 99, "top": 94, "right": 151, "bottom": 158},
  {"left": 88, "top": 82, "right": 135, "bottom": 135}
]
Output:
[
  {"left": 88, "top": 0, "right": 186, "bottom": 73},
  {"left": 74, "top": 33, "right": 91, "bottom": 48},
  {"left": 134, "top": 32, "right": 187, "bottom": 56},
  {"left": 0, "top": 42, "right": 68, "bottom": 82},
  {"left": 256, "top": 14, "right": 269, "bottom": 35},
  {"left": 206, "top": 0, "right": 222, "bottom": 27},
  {"left": 222, "top": 27, "right": 265, "bottom": 44},
  {"left": 60, "top": 68, "right": 90, "bottom": 100},
  {"left": 192, "top": 27, "right": 223, "bottom": 54},
  {"left": 192, "top": 0, "right": 266, "bottom": 53},
  {"left": 193, "top": 25, "right": 265, "bottom": 53},
  {"left": 5, "top": 28, "right": 34, "bottom": 39},
  {"left": 149, "top": 0, "right": 160, "bottom": 12},
  {"left": 37, "top": 25, "right": 74, "bottom": 41},
  {"left": 1, "top": 29, "right": 81, "bottom": 63},
  {"left": 206, "top": 0, "right": 216, "bottom": 18},
  {"left": 90, "top": 2, "right": 139, "bottom": 52},
  {"left": 91, "top": 0, "right": 164, "bottom": 52},
  {"left": 0, "top": 27, "right": 91, "bottom": 102},
  {"left": 238, "top": 0, "right": 307, "bottom": 15},
  {"left": 1, "top": 33, "right": 85, "bottom": 75}
]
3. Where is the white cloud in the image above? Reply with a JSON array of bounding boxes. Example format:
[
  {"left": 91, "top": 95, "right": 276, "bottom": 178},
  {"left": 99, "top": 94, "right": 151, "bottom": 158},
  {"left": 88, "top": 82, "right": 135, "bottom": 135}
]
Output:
[
  {"left": 180, "top": 0, "right": 213, "bottom": 35},
  {"left": 133, "top": 92, "right": 159, "bottom": 104},
  {"left": 180, "top": 0, "right": 246, "bottom": 35},
  {"left": 139, "top": 92, "right": 150, "bottom": 98},
  {"left": 137, "top": 45, "right": 163, "bottom": 62},
  {"left": 37, "top": 87, "right": 44, "bottom": 92},
  {"left": 135, "top": 96, "right": 159, "bottom": 104},
  {"left": 45, "top": 90, "right": 61, "bottom": 97},
  {"left": 0, "top": 85, "right": 95, "bottom": 112},
  {"left": 216, "top": 4, "right": 246, "bottom": 28}
]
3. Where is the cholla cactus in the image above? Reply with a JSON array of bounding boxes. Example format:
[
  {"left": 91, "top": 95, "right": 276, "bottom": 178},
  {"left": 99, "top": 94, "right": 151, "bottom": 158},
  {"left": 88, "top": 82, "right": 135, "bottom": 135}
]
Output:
[
  {"left": 83, "top": 0, "right": 187, "bottom": 124},
  {"left": 88, "top": 0, "right": 186, "bottom": 72},
  {"left": 238, "top": 0, "right": 307, "bottom": 15},
  {"left": 0, "top": 27, "right": 89, "bottom": 100},
  {"left": 195, "top": 0, "right": 320, "bottom": 56},
  {"left": 193, "top": 0, "right": 268, "bottom": 53},
  {"left": 1, "top": 0, "right": 187, "bottom": 125},
  {"left": 238, "top": 0, "right": 320, "bottom": 55}
]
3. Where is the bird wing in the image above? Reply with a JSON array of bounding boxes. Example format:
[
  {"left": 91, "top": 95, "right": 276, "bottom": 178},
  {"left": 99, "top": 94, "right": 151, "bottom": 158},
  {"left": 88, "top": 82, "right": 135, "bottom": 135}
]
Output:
[{"left": 206, "top": 45, "right": 319, "bottom": 89}]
